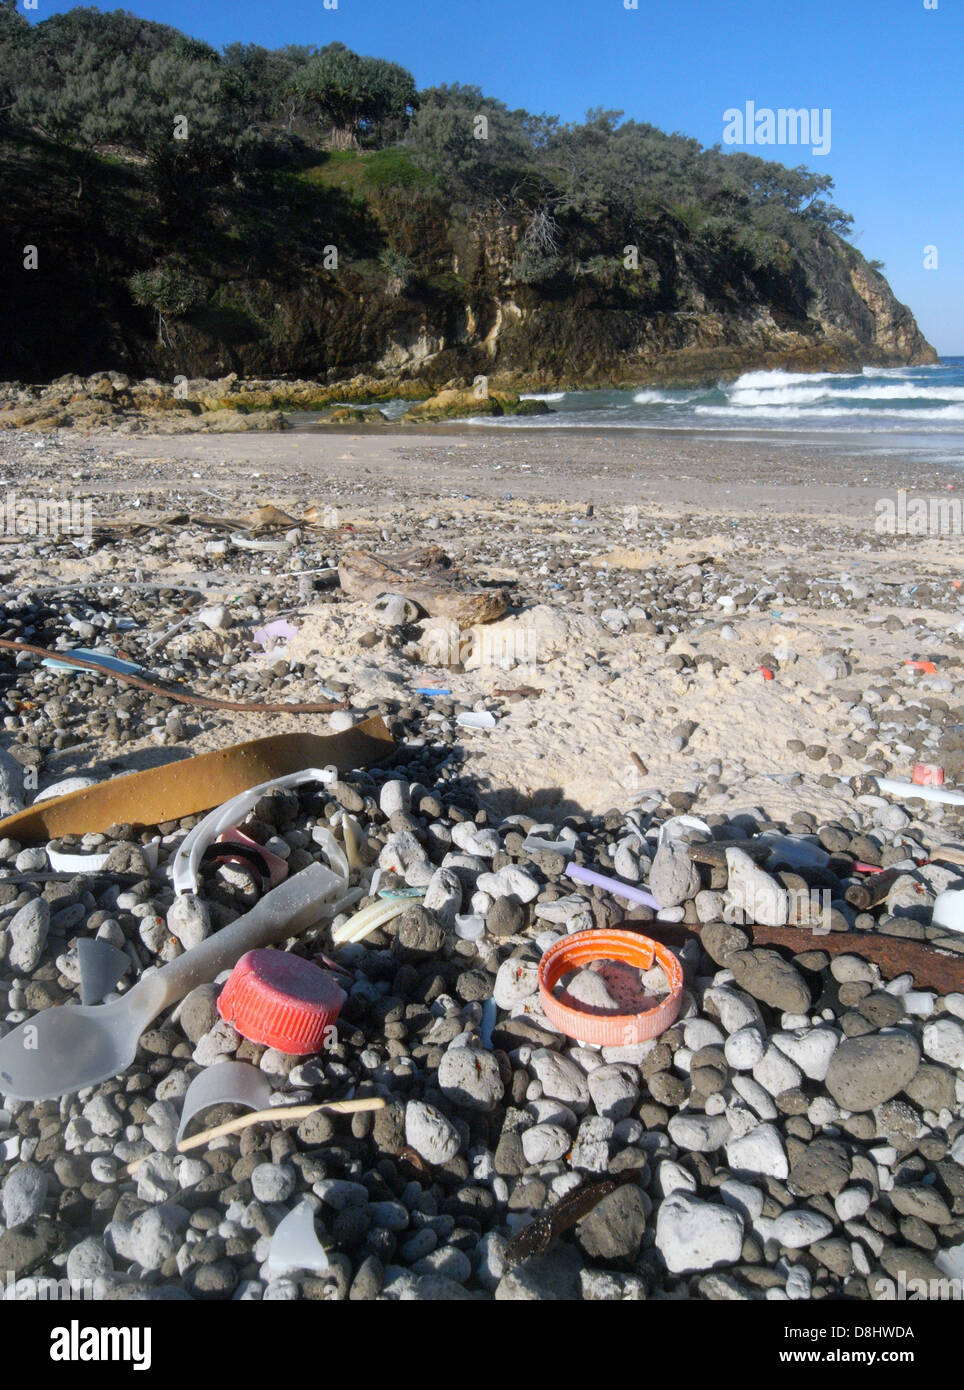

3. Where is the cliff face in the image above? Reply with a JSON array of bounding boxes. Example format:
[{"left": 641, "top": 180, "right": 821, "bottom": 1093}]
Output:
[
  {"left": 0, "top": 136, "right": 936, "bottom": 388},
  {"left": 399, "top": 212, "right": 937, "bottom": 389}
]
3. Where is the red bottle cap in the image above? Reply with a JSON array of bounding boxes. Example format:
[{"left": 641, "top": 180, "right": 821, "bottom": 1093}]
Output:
[{"left": 217, "top": 949, "right": 345, "bottom": 1055}]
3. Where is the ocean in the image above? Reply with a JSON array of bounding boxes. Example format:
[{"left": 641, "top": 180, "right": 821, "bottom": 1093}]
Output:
[
  {"left": 320, "top": 358, "right": 964, "bottom": 462},
  {"left": 504, "top": 359, "right": 964, "bottom": 440}
]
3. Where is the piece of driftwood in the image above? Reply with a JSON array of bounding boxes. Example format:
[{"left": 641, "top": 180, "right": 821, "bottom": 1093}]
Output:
[
  {"left": 632, "top": 918, "right": 964, "bottom": 995},
  {"left": 338, "top": 546, "right": 508, "bottom": 625},
  {"left": 844, "top": 866, "right": 909, "bottom": 911},
  {"left": 687, "top": 840, "right": 772, "bottom": 868}
]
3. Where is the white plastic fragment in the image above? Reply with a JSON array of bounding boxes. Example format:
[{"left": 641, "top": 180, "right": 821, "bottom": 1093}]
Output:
[
  {"left": 230, "top": 533, "right": 291, "bottom": 552},
  {"left": 522, "top": 826, "right": 578, "bottom": 855},
  {"left": 371, "top": 593, "right": 419, "bottom": 626},
  {"left": 264, "top": 1199, "right": 330, "bottom": 1278},
  {"left": 176, "top": 1061, "right": 273, "bottom": 1145},
  {"left": 330, "top": 897, "right": 409, "bottom": 945},
  {"left": 454, "top": 913, "right": 485, "bottom": 940},
  {"left": 876, "top": 778, "right": 964, "bottom": 807},
  {"left": 47, "top": 846, "right": 110, "bottom": 874},
  {"left": 658, "top": 815, "right": 711, "bottom": 847},
  {"left": 932, "top": 890, "right": 964, "bottom": 935},
  {"left": 456, "top": 711, "right": 497, "bottom": 730},
  {"left": 172, "top": 767, "right": 341, "bottom": 896},
  {"left": 311, "top": 825, "right": 350, "bottom": 883}
]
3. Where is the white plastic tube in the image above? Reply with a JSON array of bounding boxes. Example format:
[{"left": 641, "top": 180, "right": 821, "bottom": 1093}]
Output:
[
  {"left": 172, "top": 767, "right": 339, "bottom": 896},
  {"left": 876, "top": 778, "right": 964, "bottom": 807}
]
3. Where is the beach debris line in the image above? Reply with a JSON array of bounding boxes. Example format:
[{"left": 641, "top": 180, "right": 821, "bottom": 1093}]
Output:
[{"left": 1, "top": 763, "right": 962, "bottom": 1300}]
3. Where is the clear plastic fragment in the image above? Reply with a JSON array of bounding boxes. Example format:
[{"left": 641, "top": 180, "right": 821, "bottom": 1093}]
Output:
[
  {"left": 176, "top": 1060, "right": 273, "bottom": 1144},
  {"left": 264, "top": 1199, "right": 330, "bottom": 1278}
]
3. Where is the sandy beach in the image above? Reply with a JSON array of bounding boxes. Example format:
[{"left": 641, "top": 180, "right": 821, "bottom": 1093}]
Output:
[{"left": 3, "top": 422, "right": 960, "bottom": 827}]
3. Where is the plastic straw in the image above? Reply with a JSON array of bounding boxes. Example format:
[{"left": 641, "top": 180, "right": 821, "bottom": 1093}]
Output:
[{"left": 565, "top": 861, "right": 661, "bottom": 910}]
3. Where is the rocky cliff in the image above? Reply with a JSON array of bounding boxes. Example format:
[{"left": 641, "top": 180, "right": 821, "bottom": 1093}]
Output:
[{"left": 0, "top": 134, "right": 935, "bottom": 391}]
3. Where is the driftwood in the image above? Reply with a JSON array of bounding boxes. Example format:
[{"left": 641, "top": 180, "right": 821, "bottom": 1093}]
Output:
[
  {"left": 338, "top": 546, "right": 509, "bottom": 626},
  {"left": 687, "top": 840, "right": 772, "bottom": 869},
  {"left": 636, "top": 918, "right": 964, "bottom": 996},
  {"left": 844, "top": 866, "right": 909, "bottom": 912}
]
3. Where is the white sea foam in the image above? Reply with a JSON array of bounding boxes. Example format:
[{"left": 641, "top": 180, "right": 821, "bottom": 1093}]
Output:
[
  {"left": 633, "top": 389, "right": 698, "bottom": 404},
  {"left": 695, "top": 403, "right": 964, "bottom": 421},
  {"left": 728, "top": 369, "right": 848, "bottom": 390},
  {"left": 727, "top": 384, "right": 964, "bottom": 406}
]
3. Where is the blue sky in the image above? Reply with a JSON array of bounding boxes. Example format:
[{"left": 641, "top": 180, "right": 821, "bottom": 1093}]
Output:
[{"left": 25, "top": 0, "right": 964, "bottom": 352}]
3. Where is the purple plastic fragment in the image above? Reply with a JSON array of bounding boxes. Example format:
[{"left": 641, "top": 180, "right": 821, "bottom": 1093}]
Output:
[{"left": 565, "top": 861, "right": 661, "bottom": 911}]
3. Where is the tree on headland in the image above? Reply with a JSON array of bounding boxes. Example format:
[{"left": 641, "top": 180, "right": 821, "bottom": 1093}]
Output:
[
  {"left": 296, "top": 43, "right": 416, "bottom": 148},
  {"left": 128, "top": 261, "right": 206, "bottom": 347}
]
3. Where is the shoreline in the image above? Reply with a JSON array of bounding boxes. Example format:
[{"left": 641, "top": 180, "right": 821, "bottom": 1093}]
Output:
[{"left": 76, "top": 423, "right": 964, "bottom": 522}]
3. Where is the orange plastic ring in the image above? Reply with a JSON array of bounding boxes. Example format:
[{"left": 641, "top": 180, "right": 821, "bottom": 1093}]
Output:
[{"left": 538, "top": 928, "right": 684, "bottom": 1046}]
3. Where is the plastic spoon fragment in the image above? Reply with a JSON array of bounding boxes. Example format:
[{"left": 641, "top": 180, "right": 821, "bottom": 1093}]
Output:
[{"left": 0, "top": 863, "right": 338, "bottom": 1100}]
